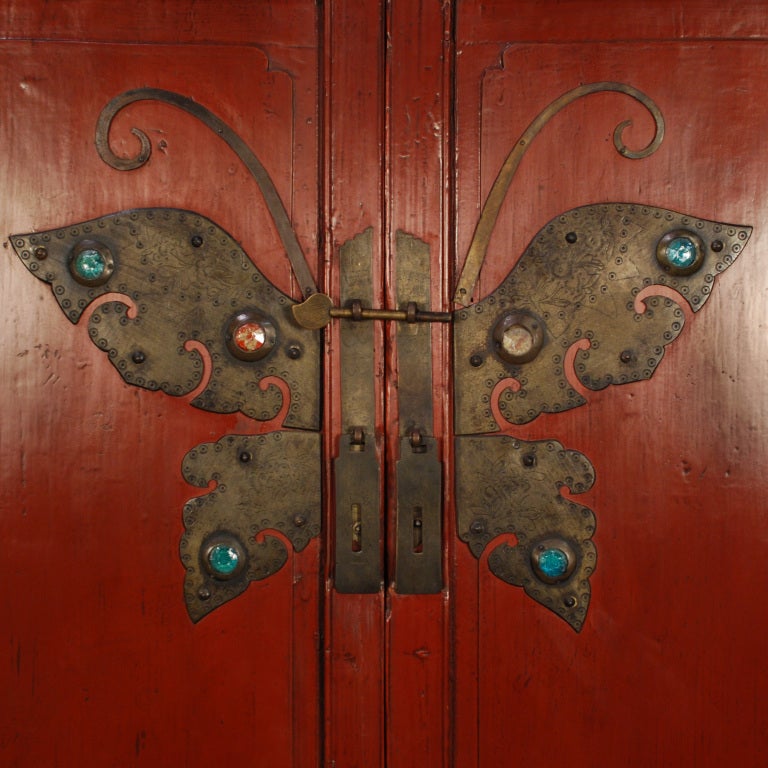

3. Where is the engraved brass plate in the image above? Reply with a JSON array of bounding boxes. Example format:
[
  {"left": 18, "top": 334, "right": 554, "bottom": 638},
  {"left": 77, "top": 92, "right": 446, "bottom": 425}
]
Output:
[
  {"left": 95, "top": 88, "right": 318, "bottom": 298},
  {"left": 394, "top": 231, "right": 442, "bottom": 594},
  {"left": 451, "top": 83, "right": 751, "bottom": 631},
  {"left": 456, "top": 435, "right": 596, "bottom": 631},
  {"left": 11, "top": 82, "right": 754, "bottom": 629},
  {"left": 181, "top": 431, "right": 321, "bottom": 622},
  {"left": 11, "top": 86, "right": 327, "bottom": 621},
  {"left": 12, "top": 209, "right": 321, "bottom": 430},
  {"left": 395, "top": 436, "right": 442, "bottom": 594},
  {"left": 454, "top": 82, "right": 665, "bottom": 306},
  {"left": 334, "top": 229, "right": 382, "bottom": 593},
  {"left": 454, "top": 204, "right": 751, "bottom": 435}
]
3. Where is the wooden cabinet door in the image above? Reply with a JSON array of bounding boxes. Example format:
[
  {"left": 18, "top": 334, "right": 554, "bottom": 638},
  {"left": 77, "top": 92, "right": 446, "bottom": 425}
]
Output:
[
  {"left": 449, "top": 4, "right": 768, "bottom": 766},
  {"left": 2, "top": 3, "right": 767, "bottom": 767},
  {"left": 0, "top": 4, "right": 323, "bottom": 766}
]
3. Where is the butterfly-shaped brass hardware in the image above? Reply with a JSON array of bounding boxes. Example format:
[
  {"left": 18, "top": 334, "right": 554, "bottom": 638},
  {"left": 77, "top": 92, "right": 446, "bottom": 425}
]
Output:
[{"left": 11, "top": 84, "right": 751, "bottom": 628}]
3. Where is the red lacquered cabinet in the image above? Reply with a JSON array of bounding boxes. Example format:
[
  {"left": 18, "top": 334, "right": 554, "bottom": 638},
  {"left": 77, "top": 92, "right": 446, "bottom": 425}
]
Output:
[{"left": 2, "top": 2, "right": 767, "bottom": 766}]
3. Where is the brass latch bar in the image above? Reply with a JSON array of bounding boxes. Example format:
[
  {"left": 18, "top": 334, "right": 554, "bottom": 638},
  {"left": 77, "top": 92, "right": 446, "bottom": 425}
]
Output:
[
  {"left": 335, "top": 426, "right": 382, "bottom": 593},
  {"left": 394, "top": 430, "right": 442, "bottom": 594},
  {"left": 292, "top": 292, "right": 451, "bottom": 329},
  {"left": 333, "top": 230, "right": 383, "bottom": 594},
  {"left": 393, "top": 232, "right": 443, "bottom": 594}
]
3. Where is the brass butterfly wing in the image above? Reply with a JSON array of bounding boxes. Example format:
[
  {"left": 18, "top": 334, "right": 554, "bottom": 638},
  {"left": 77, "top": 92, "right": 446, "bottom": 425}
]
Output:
[
  {"left": 453, "top": 83, "right": 752, "bottom": 631},
  {"left": 10, "top": 90, "right": 323, "bottom": 622}
]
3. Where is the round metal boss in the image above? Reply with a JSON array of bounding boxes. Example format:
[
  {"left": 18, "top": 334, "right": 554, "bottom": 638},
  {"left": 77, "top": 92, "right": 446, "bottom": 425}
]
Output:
[
  {"left": 656, "top": 229, "right": 705, "bottom": 276},
  {"left": 530, "top": 538, "right": 577, "bottom": 584},
  {"left": 225, "top": 310, "right": 277, "bottom": 361},
  {"left": 203, "top": 535, "right": 246, "bottom": 580},
  {"left": 68, "top": 240, "right": 115, "bottom": 286},
  {"left": 492, "top": 311, "right": 545, "bottom": 364}
]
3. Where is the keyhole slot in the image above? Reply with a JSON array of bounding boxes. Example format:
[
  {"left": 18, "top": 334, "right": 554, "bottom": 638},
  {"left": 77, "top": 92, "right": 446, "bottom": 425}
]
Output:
[
  {"left": 351, "top": 503, "right": 362, "bottom": 552},
  {"left": 412, "top": 506, "right": 423, "bottom": 554}
]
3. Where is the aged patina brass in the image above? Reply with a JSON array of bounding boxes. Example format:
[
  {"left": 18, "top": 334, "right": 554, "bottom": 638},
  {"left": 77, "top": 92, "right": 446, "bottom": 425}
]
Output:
[
  {"left": 394, "top": 232, "right": 442, "bottom": 594},
  {"left": 12, "top": 209, "right": 322, "bottom": 430},
  {"left": 454, "top": 81, "right": 665, "bottom": 306},
  {"left": 12, "top": 86, "right": 329, "bottom": 621},
  {"left": 455, "top": 435, "right": 596, "bottom": 631},
  {"left": 334, "top": 231, "right": 445, "bottom": 594},
  {"left": 292, "top": 290, "right": 452, "bottom": 329},
  {"left": 395, "top": 434, "right": 442, "bottom": 593},
  {"left": 452, "top": 82, "right": 751, "bottom": 630},
  {"left": 95, "top": 88, "right": 319, "bottom": 298},
  {"left": 12, "top": 82, "right": 754, "bottom": 629},
  {"left": 180, "top": 431, "right": 321, "bottom": 622},
  {"left": 334, "top": 229, "right": 383, "bottom": 593},
  {"left": 454, "top": 204, "right": 752, "bottom": 434}
]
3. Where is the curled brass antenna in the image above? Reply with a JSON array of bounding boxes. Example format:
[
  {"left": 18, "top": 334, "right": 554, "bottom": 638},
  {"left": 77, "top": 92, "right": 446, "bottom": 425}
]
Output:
[
  {"left": 454, "top": 81, "right": 665, "bottom": 306},
  {"left": 95, "top": 88, "right": 318, "bottom": 298}
]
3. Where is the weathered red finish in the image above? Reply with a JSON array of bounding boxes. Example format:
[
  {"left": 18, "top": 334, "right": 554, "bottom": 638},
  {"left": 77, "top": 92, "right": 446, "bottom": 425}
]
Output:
[
  {"left": 0, "top": 6, "right": 322, "bottom": 766},
  {"left": 383, "top": 4, "right": 453, "bottom": 765},
  {"left": 322, "top": 1, "right": 387, "bottom": 764},
  {"left": 2, "top": 2, "right": 768, "bottom": 766},
  {"left": 451, "top": 6, "right": 768, "bottom": 766}
]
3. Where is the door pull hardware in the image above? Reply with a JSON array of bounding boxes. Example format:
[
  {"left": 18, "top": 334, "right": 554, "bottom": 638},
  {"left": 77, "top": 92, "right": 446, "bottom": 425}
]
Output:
[{"left": 292, "top": 291, "right": 452, "bottom": 330}]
